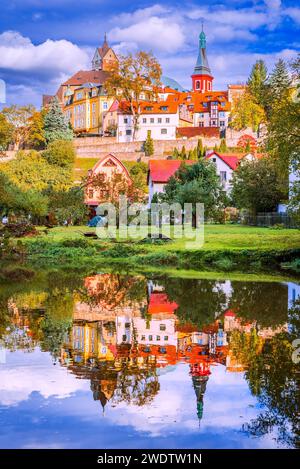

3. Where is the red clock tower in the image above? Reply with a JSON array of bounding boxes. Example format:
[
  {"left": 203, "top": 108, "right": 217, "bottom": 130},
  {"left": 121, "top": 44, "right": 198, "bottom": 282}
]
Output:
[{"left": 191, "top": 27, "right": 214, "bottom": 93}]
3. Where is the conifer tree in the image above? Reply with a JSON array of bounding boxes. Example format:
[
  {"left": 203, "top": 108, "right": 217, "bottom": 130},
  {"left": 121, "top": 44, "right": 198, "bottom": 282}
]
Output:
[
  {"left": 219, "top": 138, "right": 227, "bottom": 153},
  {"left": 180, "top": 145, "right": 187, "bottom": 160},
  {"left": 247, "top": 60, "right": 268, "bottom": 105},
  {"left": 197, "top": 138, "right": 203, "bottom": 158},
  {"left": 268, "top": 59, "right": 291, "bottom": 103},
  {"left": 172, "top": 147, "right": 180, "bottom": 159},
  {"left": 144, "top": 131, "right": 154, "bottom": 156},
  {"left": 44, "top": 97, "right": 73, "bottom": 143}
]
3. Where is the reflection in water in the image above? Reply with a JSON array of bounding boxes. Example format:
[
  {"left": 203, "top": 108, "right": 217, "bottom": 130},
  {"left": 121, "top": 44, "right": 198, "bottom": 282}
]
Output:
[{"left": 0, "top": 272, "right": 299, "bottom": 448}]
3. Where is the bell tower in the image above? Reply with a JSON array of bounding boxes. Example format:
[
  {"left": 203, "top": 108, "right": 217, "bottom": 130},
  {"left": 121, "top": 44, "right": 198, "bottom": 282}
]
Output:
[{"left": 191, "top": 24, "right": 214, "bottom": 93}]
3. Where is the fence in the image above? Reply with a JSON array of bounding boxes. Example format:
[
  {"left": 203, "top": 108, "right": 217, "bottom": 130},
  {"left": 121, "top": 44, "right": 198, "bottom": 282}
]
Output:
[{"left": 242, "top": 212, "right": 299, "bottom": 229}]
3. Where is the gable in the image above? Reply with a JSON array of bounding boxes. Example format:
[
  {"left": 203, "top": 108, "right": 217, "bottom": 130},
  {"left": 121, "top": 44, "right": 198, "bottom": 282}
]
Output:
[{"left": 92, "top": 153, "right": 131, "bottom": 181}]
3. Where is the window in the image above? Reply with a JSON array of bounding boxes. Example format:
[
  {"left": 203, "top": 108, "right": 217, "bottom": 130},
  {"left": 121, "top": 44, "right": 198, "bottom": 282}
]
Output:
[
  {"left": 150, "top": 118, "right": 154, "bottom": 123},
  {"left": 161, "top": 128, "right": 167, "bottom": 134},
  {"left": 156, "top": 336, "right": 160, "bottom": 341},
  {"left": 220, "top": 171, "right": 227, "bottom": 183},
  {"left": 158, "top": 117, "right": 162, "bottom": 123},
  {"left": 221, "top": 102, "right": 226, "bottom": 107},
  {"left": 76, "top": 92, "right": 83, "bottom": 100},
  {"left": 166, "top": 118, "right": 170, "bottom": 123},
  {"left": 126, "top": 129, "right": 132, "bottom": 135},
  {"left": 203, "top": 102, "right": 208, "bottom": 107},
  {"left": 122, "top": 335, "right": 127, "bottom": 342},
  {"left": 141, "top": 335, "right": 145, "bottom": 341},
  {"left": 124, "top": 118, "right": 128, "bottom": 124},
  {"left": 149, "top": 335, "right": 153, "bottom": 341},
  {"left": 196, "top": 81, "right": 200, "bottom": 90},
  {"left": 92, "top": 103, "right": 96, "bottom": 112},
  {"left": 160, "top": 324, "right": 166, "bottom": 331},
  {"left": 164, "top": 336, "right": 168, "bottom": 341},
  {"left": 103, "top": 102, "right": 108, "bottom": 110},
  {"left": 145, "top": 106, "right": 153, "bottom": 111},
  {"left": 160, "top": 106, "right": 168, "bottom": 111},
  {"left": 92, "top": 89, "right": 97, "bottom": 97},
  {"left": 212, "top": 158, "right": 216, "bottom": 163},
  {"left": 219, "top": 111, "right": 225, "bottom": 117},
  {"left": 220, "top": 121, "right": 225, "bottom": 127},
  {"left": 199, "top": 122, "right": 204, "bottom": 127},
  {"left": 142, "top": 118, "right": 147, "bottom": 123}
]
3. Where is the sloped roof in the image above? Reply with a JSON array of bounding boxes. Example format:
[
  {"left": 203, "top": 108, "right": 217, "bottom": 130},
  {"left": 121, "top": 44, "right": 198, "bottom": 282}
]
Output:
[
  {"left": 207, "top": 152, "right": 240, "bottom": 170},
  {"left": 177, "top": 127, "right": 219, "bottom": 138},
  {"left": 148, "top": 159, "right": 195, "bottom": 183},
  {"left": 62, "top": 70, "right": 110, "bottom": 86},
  {"left": 118, "top": 99, "right": 179, "bottom": 115}
]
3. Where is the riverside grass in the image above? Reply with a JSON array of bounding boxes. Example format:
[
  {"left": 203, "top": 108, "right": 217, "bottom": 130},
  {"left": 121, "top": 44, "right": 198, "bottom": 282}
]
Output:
[{"left": 16, "top": 224, "right": 300, "bottom": 275}]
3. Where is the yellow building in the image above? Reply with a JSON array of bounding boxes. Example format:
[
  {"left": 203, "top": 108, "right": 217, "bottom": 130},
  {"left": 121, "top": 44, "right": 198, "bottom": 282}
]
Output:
[{"left": 57, "top": 35, "right": 118, "bottom": 135}]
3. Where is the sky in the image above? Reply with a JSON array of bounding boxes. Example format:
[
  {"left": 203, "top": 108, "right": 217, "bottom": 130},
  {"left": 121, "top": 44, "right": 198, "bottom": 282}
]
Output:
[{"left": 0, "top": 0, "right": 299, "bottom": 107}]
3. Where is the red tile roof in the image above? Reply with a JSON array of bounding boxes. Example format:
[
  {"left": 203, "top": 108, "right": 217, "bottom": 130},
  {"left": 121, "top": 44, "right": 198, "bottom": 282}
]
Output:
[
  {"left": 62, "top": 70, "right": 110, "bottom": 86},
  {"left": 107, "top": 99, "right": 119, "bottom": 112},
  {"left": 148, "top": 159, "right": 195, "bottom": 183},
  {"left": 177, "top": 127, "right": 219, "bottom": 138},
  {"left": 148, "top": 293, "right": 178, "bottom": 314},
  {"left": 118, "top": 99, "right": 179, "bottom": 115},
  {"left": 207, "top": 152, "right": 240, "bottom": 170}
]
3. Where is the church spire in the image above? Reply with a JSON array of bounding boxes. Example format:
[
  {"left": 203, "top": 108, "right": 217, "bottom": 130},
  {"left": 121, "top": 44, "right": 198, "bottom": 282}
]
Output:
[{"left": 191, "top": 22, "right": 214, "bottom": 92}]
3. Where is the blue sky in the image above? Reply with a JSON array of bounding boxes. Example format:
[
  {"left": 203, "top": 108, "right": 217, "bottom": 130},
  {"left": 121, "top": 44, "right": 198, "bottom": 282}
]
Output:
[{"left": 0, "top": 0, "right": 299, "bottom": 107}]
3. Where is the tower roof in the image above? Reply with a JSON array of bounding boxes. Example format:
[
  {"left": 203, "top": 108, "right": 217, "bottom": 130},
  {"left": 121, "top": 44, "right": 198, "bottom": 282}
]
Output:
[{"left": 194, "top": 30, "right": 212, "bottom": 76}]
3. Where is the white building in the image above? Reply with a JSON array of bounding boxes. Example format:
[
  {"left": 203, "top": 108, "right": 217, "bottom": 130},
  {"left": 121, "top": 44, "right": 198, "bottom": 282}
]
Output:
[
  {"left": 206, "top": 151, "right": 239, "bottom": 193},
  {"left": 117, "top": 100, "right": 179, "bottom": 143}
]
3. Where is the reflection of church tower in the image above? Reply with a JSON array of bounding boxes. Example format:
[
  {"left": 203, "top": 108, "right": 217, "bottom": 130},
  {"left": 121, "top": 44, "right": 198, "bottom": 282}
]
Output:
[
  {"left": 91, "top": 369, "right": 118, "bottom": 414},
  {"left": 190, "top": 363, "right": 210, "bottom": 424}
]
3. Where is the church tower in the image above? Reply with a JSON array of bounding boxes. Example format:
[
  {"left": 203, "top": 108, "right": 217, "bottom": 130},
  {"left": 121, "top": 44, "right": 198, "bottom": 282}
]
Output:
[
  {"left": 191, "top": 26, "right": 214, "bottom": 93},
  {"left": 92, "top": 34, "right": 118, "bottom": 71}
]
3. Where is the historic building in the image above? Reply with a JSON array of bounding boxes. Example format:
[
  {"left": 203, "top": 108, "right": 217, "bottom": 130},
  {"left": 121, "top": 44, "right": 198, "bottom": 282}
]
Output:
[{"left": 191, "top": 27, "right": 214, "bottom": 93}]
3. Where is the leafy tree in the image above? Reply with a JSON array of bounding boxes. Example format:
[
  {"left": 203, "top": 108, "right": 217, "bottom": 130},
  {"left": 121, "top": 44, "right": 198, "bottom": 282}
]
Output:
[
  {"left": 42, "top": 140, "right": 76, "bottom": 168},
  {"left": 105, "top": 51, "right": 162, "bottom": 140},
  {"left": 219, "top": 138, "right": 227, "bottom": 153},
  {"left": 143, "top": 131, "right": 154, "bottom": 156},
  {"left": 0, "top": 113, "right": 14, "bottom": 150},
  {"left": 160, "top": 159, "right": 227, "bottom": 221},
  {"left": 25, "top": 110, "right": 46, "bottom": 149},
  {"left": 0, "top": 150, "right": 73, "bottom": 192},
  {"left": 125, "top": 161, "right": 148, "bottom": 194},
  {"left": 2, "top": 105, "right": 35, "bottom": 147},
  {"left": 231, "top": 157, "right": 286, "bottom": 214},
  {"left": 48, "top": 187, "right": 88, "bottom": 225},
  {"left": 247, "top": 60, "right": 268, "bottom": 105},
  {"left": 230, "top": 90, "right": 266, "bottom": 133},
  {"left": 44, "top": 96, "right": 73, "bottom": 142}
]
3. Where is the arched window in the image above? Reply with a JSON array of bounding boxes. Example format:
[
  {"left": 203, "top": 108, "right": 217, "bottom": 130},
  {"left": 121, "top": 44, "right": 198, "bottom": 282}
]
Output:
[{"left": 195, "top": 80, "right": 200, "bottom": 90}]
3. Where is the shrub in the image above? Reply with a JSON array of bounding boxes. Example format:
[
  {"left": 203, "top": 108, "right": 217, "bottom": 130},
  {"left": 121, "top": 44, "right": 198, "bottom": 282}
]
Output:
[{"left": 43, "top": 140, "right": 76, "bottom": 167}]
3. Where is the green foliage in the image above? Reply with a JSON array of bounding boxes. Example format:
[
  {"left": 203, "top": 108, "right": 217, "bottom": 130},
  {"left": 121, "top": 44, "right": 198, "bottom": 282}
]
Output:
[
  {"left": 231, "top": 157, "right": 287, "bottom": 214},
  {"left": 219, "top": 138, "right": 227, "bottom": 153},
  {"left": 48, "top": 187, "right": 88, "bottom": 225},
  {"left": 1, "top": 150, "right": 73, "bottom": 192},
  {"left": 124, "top": 161, "right": 148, "bottom": 194},
  {"left": 42, "top": 140, "right": 76, "bottom": 168},
  {"left": 267, "top": 59, "right": 291, "bottom": 109},
  {"left": 172, "top": 147, "right": 180, "bottom": 159},
  {"left": 180, "top": 145, "right": 187, "bottom": 160},
  {"left": 143, "top": 131, "right": 154, "bottom": 156},
  {"left": 44, "top": 96, "right": 73, "bottom": 143},
  {"left": 230, "top": 91, "right": 266, "bottom": 132},
  {"left": 0, "top": 113, "right": 14, "bottom": 150},
  {"left": 160, "top": 160, "right": 227, "bottom": 221},
  {"left": 247, "top": 60, "right": 268, "bottom": 106}
]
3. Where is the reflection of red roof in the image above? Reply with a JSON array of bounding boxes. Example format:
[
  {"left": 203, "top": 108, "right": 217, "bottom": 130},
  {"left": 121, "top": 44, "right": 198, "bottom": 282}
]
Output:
[
  {"left": 148, "top": 159, "right": 194, "bottom": 183},
  {"left": 148, "top": 293, "right": 178, "bottom": 314},
  {"left": 138, "top": 344, "right": 177, "bottom": 367},
  {"left": 207, "top": 152, "right": 239, "bottom": 170},
  {"left": 108, "top": 344, "right": 117, "bottom": 357},
  {"left": 224, "top": 310, "right": 236, "bottom": 317}
]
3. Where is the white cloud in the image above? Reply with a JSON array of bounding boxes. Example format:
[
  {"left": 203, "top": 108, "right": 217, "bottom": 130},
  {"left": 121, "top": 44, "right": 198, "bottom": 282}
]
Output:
[
  {"left": 110, "top": 17, "right": 185, "bottom": 53},
  {"left": 0, "top": 31, "right": 89, "bottom": 74},
  {"left": 285, "top": 7, "right": 300, "bottom": 24}
]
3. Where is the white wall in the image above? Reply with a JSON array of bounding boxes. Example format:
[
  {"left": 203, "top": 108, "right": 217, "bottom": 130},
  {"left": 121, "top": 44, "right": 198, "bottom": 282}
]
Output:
[
  {"left": 118, "top": 112, "right": 179, "bottom": 142},
  {"left": 209, "top": 154, "right": 234, "bottom": 193},
  {"left": 148, "top": 176, "right": 165, "bottom": 204}
]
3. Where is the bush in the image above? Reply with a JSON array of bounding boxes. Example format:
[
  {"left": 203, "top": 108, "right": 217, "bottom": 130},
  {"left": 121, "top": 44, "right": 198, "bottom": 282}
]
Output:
[{"left": 43, "top": 140, "right": 76, "bottom": 167}]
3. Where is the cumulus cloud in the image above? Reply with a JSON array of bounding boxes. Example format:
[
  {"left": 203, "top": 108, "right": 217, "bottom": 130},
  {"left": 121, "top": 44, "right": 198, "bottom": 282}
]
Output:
[
  {"left": 0, "top": 31, "right": 89, "bottom": 75},
  {"left": 110, "top": 17, "right": 185, "bottom": 53}
]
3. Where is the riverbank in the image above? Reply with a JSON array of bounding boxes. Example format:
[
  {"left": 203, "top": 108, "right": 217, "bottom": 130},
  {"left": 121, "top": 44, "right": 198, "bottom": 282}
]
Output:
[{"left": 8, "top": 224, "right": 300, "bottom": 276}]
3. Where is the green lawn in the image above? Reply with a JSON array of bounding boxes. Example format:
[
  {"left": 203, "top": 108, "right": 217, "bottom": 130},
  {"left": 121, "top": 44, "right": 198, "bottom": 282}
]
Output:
[
  {"left": 35, "top": 224, "right": 300, "bottom": 252},
  {"left": 73, "top": 158, "right": 99, "bottom": 181}
]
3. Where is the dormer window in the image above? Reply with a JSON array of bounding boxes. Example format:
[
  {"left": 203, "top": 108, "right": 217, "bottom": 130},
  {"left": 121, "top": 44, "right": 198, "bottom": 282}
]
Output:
[
  {"left": 160, "top": 106, "right": 168, "bottom": 111},
  {"left": 203, "top": 102, "right": 208, "bottom": 107},
  {"left": 145, "top": 106, "right": 153, "bottom": 111}
]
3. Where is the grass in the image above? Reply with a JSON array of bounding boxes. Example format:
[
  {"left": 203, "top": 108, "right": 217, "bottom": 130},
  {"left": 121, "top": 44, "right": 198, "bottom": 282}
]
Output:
[
  {"left": 73, "top": 157, "right": 99, "bottom": 181},
  {"left": 34, "top": 224, "right": 300, "bottom": 252}
]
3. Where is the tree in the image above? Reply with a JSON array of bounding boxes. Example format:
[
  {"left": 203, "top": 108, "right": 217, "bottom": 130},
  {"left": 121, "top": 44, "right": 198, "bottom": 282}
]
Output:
[
  {"left": 2, "top": 105, "right": 35, "bottom": 147},
  {"left": 42, "top": 140, "right": 76, "bottom": 168},
  {"left": 267, "top": 59, "right": 291, "bottom": 108},
  {"left": 172, "top": 147, "right": 180, "bottom": 159},
  {"left": 247, "top": 60, "right": 268, "bottom": 106},
  {"left": 230, "top": 90, "right": 266, "bottom": 133},
  {"left": 105, "top": 51, "right": 162, "bottom": 140},
  {"left": 25, "top": 110, "right": 46, "bottom": 149},
  {"left": 180, "top": 145, "right": 187, "bottom": 160},
  {"left": 48, "top": 187, "right": 87, "bottom": 225},
  {"left": 231, "top": 157, "right": 286, "bottom": 214},
  {"left": 197, "top": 138, "right": 205, "bottom": 158},
  {"left": 160, "top": 160, "right": 227, "bottom": 221},
  {"left": 125, "top": 161, "right": 148, "bottom": 194},
  {"left": 44, "top": 96, "right": 73, "bottom": 143},
  {"left": 237, "top": 134, "right": 257, "bottom": 153},
  {"left": 0, "top": 150, "right": 73, "bottom": 192},
  {"left": 143, "top": 131, "right": 154, "bottom": 156},
  {"left": 219, "top": 138, "right": 227, "bottom": 153},
  {"left": 0, "top": 113, "right": 14, "bottom": 150}
]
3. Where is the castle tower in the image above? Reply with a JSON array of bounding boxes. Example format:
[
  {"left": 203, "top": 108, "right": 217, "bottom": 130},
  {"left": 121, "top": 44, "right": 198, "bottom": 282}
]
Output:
[{"left": 191, "top": 25, "right": 214, "bottom": 93}]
